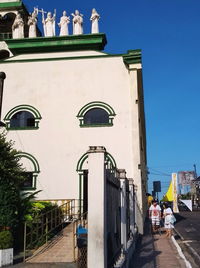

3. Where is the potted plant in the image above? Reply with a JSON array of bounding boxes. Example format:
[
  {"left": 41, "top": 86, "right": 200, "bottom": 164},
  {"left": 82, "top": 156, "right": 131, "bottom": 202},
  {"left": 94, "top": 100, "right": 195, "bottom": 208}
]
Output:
[{"left": 0, "top": 230, "right": 13, "bottom": 267}]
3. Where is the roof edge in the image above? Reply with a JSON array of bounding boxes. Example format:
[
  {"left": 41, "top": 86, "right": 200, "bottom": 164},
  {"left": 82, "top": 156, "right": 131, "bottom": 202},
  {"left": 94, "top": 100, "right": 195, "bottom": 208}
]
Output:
[{"left": 5, "top": 33, "right": 107, "bottom": 55}]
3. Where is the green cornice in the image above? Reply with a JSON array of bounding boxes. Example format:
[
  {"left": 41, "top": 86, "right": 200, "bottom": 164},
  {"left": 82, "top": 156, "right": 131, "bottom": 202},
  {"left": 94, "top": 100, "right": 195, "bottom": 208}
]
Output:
[
  {"left": 123, "top": 49, "right": 142, "bottom": 66},
  {"left": 0, "top": 1, "right": 22, "bottom": 9},
  {"left": 5, "top": 33, "right": 107, "bottom": 55}
]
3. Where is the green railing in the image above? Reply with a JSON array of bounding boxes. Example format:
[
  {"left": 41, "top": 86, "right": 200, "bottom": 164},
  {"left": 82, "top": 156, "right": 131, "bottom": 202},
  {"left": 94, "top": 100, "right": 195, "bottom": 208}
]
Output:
[{"left": 23, "top": 199, "right": 82, "bottom": 261}]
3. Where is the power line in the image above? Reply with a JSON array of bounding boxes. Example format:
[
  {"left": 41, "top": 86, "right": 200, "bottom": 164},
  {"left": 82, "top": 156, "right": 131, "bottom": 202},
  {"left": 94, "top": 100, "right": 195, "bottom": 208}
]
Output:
[
  {"left": 149, "top": 172, "right": 171, "bottom": 177},
  {"left": 148, "top": 167, "right": 171, "bottom": 176}
]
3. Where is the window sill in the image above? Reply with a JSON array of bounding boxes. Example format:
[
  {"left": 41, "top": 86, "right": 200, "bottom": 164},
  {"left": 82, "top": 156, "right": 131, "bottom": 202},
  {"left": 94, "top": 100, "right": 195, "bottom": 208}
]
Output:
[
  {"left": 21, "top": 187, "right": 36, "bottom": 191},
  {"left": 80, "top": 124, "right": 113, "bottom": 128},
  {"left": 7, "top": 127, "right": 39, "bottom": 131}
]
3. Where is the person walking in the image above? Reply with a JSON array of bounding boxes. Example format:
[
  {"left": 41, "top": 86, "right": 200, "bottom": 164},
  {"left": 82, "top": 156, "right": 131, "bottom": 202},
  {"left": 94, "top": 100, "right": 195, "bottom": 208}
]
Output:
[
  {"left": 163, "top": 202, "right": 175, "bottom": 237},
  {"left": 149, "top": 200, "right": 161, "bottom": 233}
]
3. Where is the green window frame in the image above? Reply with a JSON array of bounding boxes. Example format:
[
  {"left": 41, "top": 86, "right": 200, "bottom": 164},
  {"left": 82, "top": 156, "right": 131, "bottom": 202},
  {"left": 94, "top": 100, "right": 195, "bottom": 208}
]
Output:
[
  {"left": 16, "top": 152, "right": 40, "bottom": 190},
  {"left": 77, "top": 101, "right": 116, "bottom": 127},
  {"left": 4, "top": 104, "right": 42, "bottom": 130}
]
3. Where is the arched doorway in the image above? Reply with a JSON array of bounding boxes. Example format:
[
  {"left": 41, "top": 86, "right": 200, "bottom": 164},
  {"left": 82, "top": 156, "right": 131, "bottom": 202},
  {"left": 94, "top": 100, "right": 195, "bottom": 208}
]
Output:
[{"left": 76, "top": 151, "right": 116, "bottom": 214}]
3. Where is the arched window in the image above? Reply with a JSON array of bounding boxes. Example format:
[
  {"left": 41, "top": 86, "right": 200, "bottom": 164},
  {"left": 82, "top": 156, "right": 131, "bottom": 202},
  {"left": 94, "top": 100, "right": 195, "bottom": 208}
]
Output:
[
  {"left": 4, "top": 104, "right": 42, "bottom": 130},
  {"left": 77, "top": 101, "right": 116, "bottom": 127},
  {"left": 16, "top": 152, "right": 40, "bottom": 190},
  {"left": 10, "top": 111, "right": 35, "bottom": 128}
]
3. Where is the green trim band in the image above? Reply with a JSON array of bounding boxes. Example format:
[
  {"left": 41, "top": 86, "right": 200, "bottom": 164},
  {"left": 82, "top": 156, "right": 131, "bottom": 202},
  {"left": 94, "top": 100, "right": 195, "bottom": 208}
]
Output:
[
  {"left": 16, "top": 152, "right": 40, "bottom": 173},
  {"left": 0, "top": 49, "right": 142, "bottom": 65},
  {"left": 5, "top": 33, "right": 107, "bottom": 55},
  {"left": 0, "top": 1, "right": 22, "bottom": 9}
]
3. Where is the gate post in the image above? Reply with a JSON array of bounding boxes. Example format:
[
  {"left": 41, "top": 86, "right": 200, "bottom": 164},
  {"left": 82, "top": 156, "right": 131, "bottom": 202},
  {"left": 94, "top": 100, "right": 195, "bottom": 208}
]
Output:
[{"left": 87, "top": 146, "right": 107, "bottom": 268}]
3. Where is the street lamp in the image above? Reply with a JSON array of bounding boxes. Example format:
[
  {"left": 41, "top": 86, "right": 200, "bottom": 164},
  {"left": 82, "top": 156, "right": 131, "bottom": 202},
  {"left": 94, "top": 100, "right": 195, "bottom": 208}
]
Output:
[{"left": 0, "top": 72, "right": 6, "bottom": 127}]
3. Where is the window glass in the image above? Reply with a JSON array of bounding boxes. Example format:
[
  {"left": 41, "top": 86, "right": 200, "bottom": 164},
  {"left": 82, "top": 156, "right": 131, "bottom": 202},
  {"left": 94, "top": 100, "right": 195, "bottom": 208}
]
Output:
[
  {"left": 21, "top": 172, "right": 33, "bottom": 189},
  {"left": 84, "top": 108, "right": 109, "bottom": 125},
  {"left": 10, "top": 111, "right": 35, "bottom": 128}
]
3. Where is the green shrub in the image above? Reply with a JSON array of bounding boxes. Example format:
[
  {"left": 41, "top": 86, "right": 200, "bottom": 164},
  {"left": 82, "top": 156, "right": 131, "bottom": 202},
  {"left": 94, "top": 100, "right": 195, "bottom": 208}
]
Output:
[
  {"left": 0, "top": 231, "right": 13, "bottom": 249},
  {"left": 24, "top": 201, "right": 59, "bottom": 223}
]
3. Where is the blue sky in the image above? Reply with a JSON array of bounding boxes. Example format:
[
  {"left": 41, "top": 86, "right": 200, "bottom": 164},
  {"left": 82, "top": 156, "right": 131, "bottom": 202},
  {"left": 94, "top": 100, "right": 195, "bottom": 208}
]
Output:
[{"left": 24, "top": 0, "right": 200, "bottom": 198}]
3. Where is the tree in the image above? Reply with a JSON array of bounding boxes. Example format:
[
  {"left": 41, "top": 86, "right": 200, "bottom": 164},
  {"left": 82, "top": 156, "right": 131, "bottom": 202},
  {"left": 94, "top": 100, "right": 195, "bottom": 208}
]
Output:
[{"left": 0, "top": 131, "right": 25, "bottom": 230}]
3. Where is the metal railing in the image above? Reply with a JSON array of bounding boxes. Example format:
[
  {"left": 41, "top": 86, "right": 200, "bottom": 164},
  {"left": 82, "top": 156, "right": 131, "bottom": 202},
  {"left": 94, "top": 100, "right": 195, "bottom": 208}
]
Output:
[
  {"left": 106, "top": 169, "right": 122, "bottom": 267},
  {"left": 23, "top": 199, "right": 82, "bottom": 261}
]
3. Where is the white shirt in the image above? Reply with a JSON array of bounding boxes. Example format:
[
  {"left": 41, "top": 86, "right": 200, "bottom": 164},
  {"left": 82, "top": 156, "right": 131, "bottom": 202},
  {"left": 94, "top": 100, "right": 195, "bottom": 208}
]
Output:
[{"left": 149, "top": 204, "right": 161, "bottom": 217}]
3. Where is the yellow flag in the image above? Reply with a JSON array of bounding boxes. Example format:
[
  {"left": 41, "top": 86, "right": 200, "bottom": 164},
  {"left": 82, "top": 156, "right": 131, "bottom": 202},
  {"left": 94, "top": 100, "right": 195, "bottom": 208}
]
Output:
[{"left": 162, "top": 181, "right": 173, "bottom": 201}]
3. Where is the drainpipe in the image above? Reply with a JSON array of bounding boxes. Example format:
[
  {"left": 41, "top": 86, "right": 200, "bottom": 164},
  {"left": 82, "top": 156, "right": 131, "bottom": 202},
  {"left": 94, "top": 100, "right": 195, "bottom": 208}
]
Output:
[{"left": 0, "top": 72, "right": 6, "bottom": 127}]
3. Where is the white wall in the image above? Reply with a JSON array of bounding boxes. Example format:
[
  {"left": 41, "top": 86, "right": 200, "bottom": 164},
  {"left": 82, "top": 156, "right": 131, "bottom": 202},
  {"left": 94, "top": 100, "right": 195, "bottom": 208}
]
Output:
[{"left": 1, "top": 51, "right": 142, "bottom": 201}]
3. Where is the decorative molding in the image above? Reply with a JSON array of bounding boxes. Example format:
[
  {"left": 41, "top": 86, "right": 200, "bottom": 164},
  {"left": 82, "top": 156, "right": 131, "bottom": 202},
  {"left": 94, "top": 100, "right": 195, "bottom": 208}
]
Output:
[
  {"left": 4, "top": 104, "right": 42, "bottom": 129},
  {"left": 16, "top": 152, "right": 40, "bottom": 173},
  {"left": 76, "top": 151, "right": 116, "bottom": 172},
  {"left": 5, "top": 33, "right": 107, "bottom": 55},
  {"left": 123, "top": 49, "right": 142, "bottom": 68}
]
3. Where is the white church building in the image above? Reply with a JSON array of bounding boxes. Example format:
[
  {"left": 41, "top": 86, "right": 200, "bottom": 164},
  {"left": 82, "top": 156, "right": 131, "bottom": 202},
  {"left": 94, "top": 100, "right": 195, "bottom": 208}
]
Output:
[{"left": 0, "top": 0, "right": 148, "bottom": 229}]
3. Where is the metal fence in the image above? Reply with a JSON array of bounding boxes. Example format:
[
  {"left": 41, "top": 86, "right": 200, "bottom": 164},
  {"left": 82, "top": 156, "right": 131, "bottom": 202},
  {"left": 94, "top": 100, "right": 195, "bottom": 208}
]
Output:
[
  {"left": 106, "top": 169, "right": 121, "bottom": 267},
  {"left": 125, "top": 179, "right": 130, "bottom": 242}
]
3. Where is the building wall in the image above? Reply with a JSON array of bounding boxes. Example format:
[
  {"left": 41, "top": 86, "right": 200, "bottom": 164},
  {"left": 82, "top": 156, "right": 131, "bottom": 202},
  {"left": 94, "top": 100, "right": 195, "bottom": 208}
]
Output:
[{"left": 1, "top": 51, "right": 146, "bottom": 207}]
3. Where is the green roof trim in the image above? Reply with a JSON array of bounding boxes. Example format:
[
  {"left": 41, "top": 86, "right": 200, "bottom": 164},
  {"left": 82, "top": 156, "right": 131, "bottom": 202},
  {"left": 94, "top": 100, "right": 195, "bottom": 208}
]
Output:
[
  {"left": 5, "top": 33, "right": 107, "bottom": 55},
  {"left": 0, "top": 50, "right": 142, "bottom": 65},
  {"left": 123, "top": 49, "right": 142, "bottom": 66},
  {"left": 0, "top": 1, "right": 22, "bottom": 9}
]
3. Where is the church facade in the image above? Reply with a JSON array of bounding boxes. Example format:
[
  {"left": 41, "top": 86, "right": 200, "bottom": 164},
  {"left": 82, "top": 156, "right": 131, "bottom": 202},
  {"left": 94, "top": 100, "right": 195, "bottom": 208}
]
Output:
[{"left": 0, "top": 0, "right": 148, "bottom": 218}]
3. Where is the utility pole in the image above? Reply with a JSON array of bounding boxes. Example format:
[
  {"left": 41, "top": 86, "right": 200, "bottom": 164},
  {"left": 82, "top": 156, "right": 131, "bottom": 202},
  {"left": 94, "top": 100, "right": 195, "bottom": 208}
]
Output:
[
  {"left": 0, "top": 72, "right": 6, "bottom": 127},
  {"left": 194, "top": 164, "right": 197, "bottom": 179}
]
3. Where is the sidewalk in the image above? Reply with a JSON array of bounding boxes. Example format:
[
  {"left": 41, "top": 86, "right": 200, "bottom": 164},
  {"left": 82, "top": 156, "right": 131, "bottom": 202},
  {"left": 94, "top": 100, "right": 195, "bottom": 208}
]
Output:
[{"left": 131, "top": 220, "right": 187, "bottom": 268}]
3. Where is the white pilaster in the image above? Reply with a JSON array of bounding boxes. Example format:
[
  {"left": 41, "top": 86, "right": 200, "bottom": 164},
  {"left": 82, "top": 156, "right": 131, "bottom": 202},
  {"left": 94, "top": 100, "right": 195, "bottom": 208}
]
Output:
[{"left": 87, "top": 146, "right": 107, "bottom": 268}]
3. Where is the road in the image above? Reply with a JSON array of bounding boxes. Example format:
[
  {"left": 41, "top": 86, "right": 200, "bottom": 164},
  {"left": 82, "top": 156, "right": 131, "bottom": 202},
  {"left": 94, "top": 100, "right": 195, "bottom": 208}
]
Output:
[{"left": 175, "top": 210, "right": 200, "bottom": 266}]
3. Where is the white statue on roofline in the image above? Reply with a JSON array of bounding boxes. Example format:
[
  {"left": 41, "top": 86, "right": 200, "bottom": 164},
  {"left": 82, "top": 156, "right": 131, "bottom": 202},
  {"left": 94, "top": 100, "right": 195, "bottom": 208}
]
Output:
[
  {"left": 71, "top": 10, "right": 83, "bottom": 35},
  {"left": 42, "top": 10, "right": 56, "bottom": 37},
  {"left": 28, "top": 8, "right": 38, "bottom": 38},
  {"left": 90, "top": 8, "right": 100, "bottom": 33},
  {"left": 58, "top": 11, "right": 70, "bottom": 36},
  {"left": 12, "top": 12, "right": 24, "bottom": 39}
]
